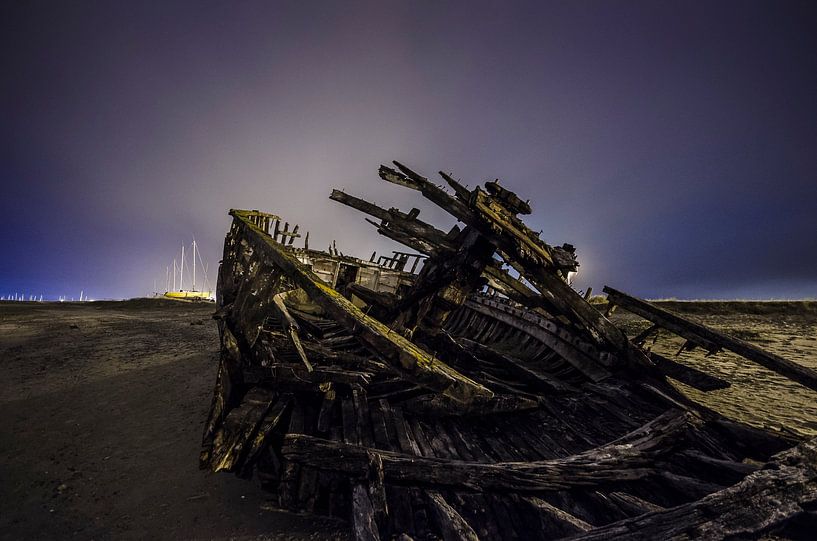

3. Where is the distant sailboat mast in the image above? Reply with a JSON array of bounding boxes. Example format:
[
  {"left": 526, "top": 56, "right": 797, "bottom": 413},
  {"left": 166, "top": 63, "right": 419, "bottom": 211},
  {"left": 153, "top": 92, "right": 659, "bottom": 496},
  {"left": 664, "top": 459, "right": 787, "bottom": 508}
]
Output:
[
  {"left": 192, "top": 238, "right": 197, "bottom": 292},
  {"left": 162, "top": 236, "right": 214, "bottom": 301},
  {"left": 180, "top": 244, "right": 185, "bottom": 292},
  {"left": 196, "top": 247, "right": 211, "bottom": 295}
]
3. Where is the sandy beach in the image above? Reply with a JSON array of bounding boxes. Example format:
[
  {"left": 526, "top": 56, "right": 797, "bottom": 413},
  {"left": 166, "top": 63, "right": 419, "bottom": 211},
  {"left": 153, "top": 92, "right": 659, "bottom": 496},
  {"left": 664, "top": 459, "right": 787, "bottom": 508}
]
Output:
[
  {"left": 0, "top": 299, "right": 346, "bottom": 540},
  {"left": 1, "top": 298, "right": 815, "bottom": 539}
]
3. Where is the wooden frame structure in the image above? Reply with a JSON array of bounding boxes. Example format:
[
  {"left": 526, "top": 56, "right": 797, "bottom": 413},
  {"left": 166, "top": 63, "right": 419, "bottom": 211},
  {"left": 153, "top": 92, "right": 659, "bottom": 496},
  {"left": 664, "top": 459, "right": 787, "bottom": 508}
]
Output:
[{"left": 201, "top": 162, "right": 817, "bottom": 540}]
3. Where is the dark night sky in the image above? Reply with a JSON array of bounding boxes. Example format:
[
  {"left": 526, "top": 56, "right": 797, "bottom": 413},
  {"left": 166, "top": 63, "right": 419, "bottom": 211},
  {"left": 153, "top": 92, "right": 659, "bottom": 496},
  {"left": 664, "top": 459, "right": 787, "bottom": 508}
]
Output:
[{"left": 2, "top": 1, "right": 816, "bottom": 300}]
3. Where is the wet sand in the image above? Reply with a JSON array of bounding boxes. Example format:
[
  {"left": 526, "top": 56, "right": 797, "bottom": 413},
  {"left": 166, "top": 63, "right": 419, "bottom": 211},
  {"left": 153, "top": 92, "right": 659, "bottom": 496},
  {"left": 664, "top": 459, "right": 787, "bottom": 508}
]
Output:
[{"left": 1, "top": 298, "right": 815, "bottom": 539}]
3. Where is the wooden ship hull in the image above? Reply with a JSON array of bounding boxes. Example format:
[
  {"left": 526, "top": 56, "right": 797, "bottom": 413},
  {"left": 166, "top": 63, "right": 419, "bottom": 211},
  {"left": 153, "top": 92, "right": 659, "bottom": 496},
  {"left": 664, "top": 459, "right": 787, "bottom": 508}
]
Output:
[{"left": 200, "top": 163, "right": 817, "bottom": 540}]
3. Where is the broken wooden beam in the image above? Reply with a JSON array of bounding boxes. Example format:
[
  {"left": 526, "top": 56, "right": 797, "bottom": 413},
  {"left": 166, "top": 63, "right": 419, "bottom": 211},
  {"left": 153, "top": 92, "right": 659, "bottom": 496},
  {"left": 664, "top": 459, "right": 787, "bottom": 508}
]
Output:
[
  {"left": 649, "top": 352, "right": 731, "bottom": 392},
  {"left": 330, "top": 189, "right": 455, "bottom": 254},
  {"left": 426, "top": 491, "right": 480, "bottom": 541},
  {"left": 604, "top": 286, "right": 817, "bottom": 393},
  {"left": 272, "top": 291, "right": 313, "bottom": 372},
  {"left": 566, "top": 436, "right": 817, "bottom": 540},
  {"left": 281, "top": 410, "right": 694, "bottom": 492},
  {"left": 371, "top": 164, "right": 634, "bottom": 358}
]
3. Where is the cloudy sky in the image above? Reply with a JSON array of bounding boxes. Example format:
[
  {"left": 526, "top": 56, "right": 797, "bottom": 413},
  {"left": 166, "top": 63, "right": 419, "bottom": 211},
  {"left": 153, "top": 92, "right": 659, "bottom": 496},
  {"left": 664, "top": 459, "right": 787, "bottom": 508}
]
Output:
[{"left": 2, "top": 1, "right": 815, "bottom": 300}]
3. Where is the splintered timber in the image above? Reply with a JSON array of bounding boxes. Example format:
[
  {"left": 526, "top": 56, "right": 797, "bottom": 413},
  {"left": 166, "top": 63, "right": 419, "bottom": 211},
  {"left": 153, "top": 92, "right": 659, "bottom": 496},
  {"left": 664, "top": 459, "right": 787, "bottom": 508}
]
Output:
[{"left": 200, "top": 161, "right": 817, "bottom": 540}]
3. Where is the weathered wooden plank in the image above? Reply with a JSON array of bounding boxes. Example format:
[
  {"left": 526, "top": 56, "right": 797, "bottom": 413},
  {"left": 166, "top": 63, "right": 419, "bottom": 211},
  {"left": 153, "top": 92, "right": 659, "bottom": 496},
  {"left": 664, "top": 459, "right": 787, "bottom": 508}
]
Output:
[
  {"left": 342, "top": 397, "right": 360, "bottom": 445},
  {"left": 657, "top": 471, "right": 724, "bottom": 501},
  {"left": 526, "top": 268, "right": 642, "bottom": 363},
  {"left": 604, "top": 286, "right": 817, "bottom": 393},
  {"left": 352, "top": 483, "right": 381, "bottom": 541},
  {"left": 210, "top": 387, "right": 276, "bottom": 473},
  {"left": 366, "top": 451, "right": 389, "bottom": 536},
  {"left": 463, "top": 299, "right": 612, "bottom": 382},
  {"left": 270, "top": 364, "right": 372, "bottom": 388},
  {"left": 426, "top": 491, "right": 480, "bottom": 541},
  {"left": 460, "top": 338, "right": 577, "bottom": 393},
  {"left": 329, "top": 189, "right": 454, "bottom": 253},
  {"left": 648, "top": 352, "right": 731, "bottom": 392},
  {"left": 353, "top": 389, "right": 375, "bottom": 447},
  {"left": 400, "top": 393, "right": 540, "bottom": 418},
  {"left": 241, "top": 394, "right": 293, "bottom": 472},
  {"left": 281, "top": 410, "right": 693, "bottom": 492},
  {"left": 566, "top": 437, "right": 817, "bottom": 541},
  {"left": 390, "top": 406, "right": 422, "bottom": 457},
  {"left": 606, "top": 492, "right": 664, "bottom": 516},
  {"left": 368, "top": 166, "right": 632, "bottom": 358},
  {"left": 272, "top": 291, "right": 313, "bottom": 372},
  {"left": 279, "top": 400, "right": 305, "bottom": 510},
  {"left": 522, "top": 496, "right": 592, "bottom": 537},
  {"left": 667, "top": 450, "right": 759, "bottom": 487},
  {"left": 316, "top": 388, "right": 337, "bottom": 434}
]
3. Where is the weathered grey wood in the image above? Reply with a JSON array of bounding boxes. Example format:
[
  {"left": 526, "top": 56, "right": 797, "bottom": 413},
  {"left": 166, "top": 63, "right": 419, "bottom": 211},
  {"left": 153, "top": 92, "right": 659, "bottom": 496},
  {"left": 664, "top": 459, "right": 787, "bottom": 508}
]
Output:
[
  {"left": 527, "top": 269, "right": 651, "bottom": 368},
  {"left": 366, "top": 451, "right": 389, "bottom": 537},
  {"left": 604, "top": 286, "right": 817, "bottom": 393},
  {"left": 603, "top": 288, "right": 722, "bottom": 353},
  {"left": 426, "top": 491, "right": 480, "bottom": 541},
  {"left": 379, "top": 162, "right": 472, "bottom": 224},
  {"left": 281, "top": 410, "right": 693, "bottom": 492},
  {"left": 631, "top": 323, "right": 660, "bottom": 347},
  {"left": 270, "top": 364, "right": 372, "bottom": 387},
  {"left": 317, "top": 388, "right": 336, "bottom": 433},
  {"left": 523, "top": 496, "right": 592, "bottom": 537},
  {"left": 231, "top": 210, "right": 494, "bottom": 405},
  {"left": 209, "top": 173, "right": 815, "bottom": 540},
  {"left": 708, "top": 418, "right": 796, "bottom": 460},
  {"left": 482, "top": 263, "right": 560, "bottom": 317},
  {"left": 606, "top": 492, "right": 664, "bottom": 516},
  {"left": 241, "top": 394, "right": 293, "bottom": 471},
  {"left": 210, "top": 387, "right": 276, "bottom": 473},
  {"left": 649, "top": 352, "right": 730, "bottom": 392},
  {"left": 373, "top": 164, "right": 634, "bottom": 359},
  {"left": 272, "top": 291, "right": 313, "bottom": 372},
  {"left": 566, "top": 437, "right": 817, "bottom": 540},
  {"left": 342, "top": 397, "right": 359, "bottom": 445},
  {"left": 352, "top": 483, "right": 381, "bottom": 541},
  {"left": 279, "top": 401, "right": 305, "bottom": 510},
  {"left": 329, "top": 189, "right": 454, "bottom": 253},
  {"left": 668, "top": 450, "right": 759, "bottom": 487},
  {"left": 656, "top": 471, "right": 724, "bottom": 501},
  {"left": 353, "top": 389, "right": 374, "bottom": 447},
  {"left": 459, "top": 338, "right": 577, "bottom": 393},
  {"left": 200, "top": 353, "right": 239, "bottom": 466},
  {"left": 463, "top": 299, "right": 612, "bottom": 382},
  {"left": 400, "top": 393, "right": 540, "bottom": 418}
]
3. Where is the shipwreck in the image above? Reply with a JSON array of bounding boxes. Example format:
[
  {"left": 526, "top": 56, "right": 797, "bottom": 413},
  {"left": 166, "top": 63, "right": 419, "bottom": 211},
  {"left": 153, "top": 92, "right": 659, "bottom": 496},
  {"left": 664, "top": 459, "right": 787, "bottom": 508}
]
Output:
[{"left": 200, "top": 161, "right": 817, "bottom": 540}]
